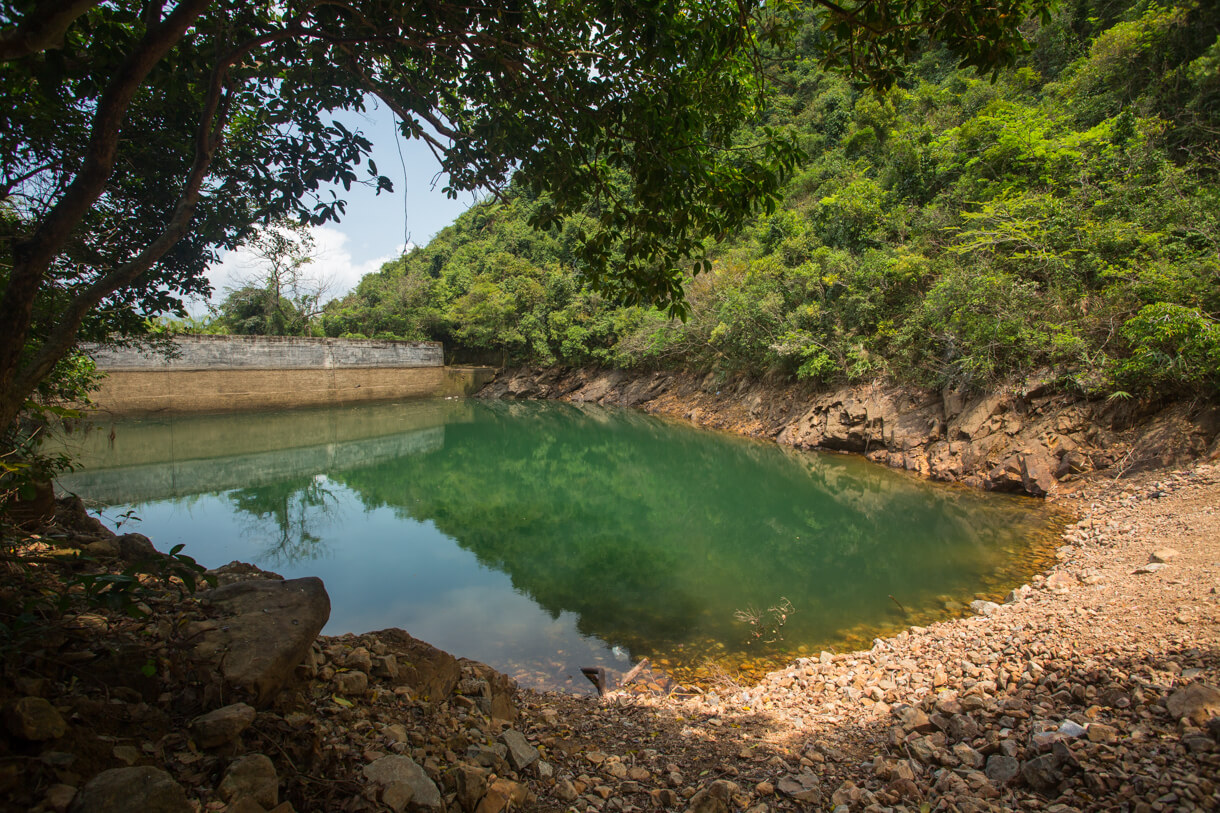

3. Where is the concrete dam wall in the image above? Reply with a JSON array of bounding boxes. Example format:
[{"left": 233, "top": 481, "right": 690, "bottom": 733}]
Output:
[{"left": 86, "top": 335, "right": 495, "bottom": 414}]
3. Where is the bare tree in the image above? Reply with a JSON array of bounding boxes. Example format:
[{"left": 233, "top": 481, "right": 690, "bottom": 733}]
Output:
[{"left": 221, "top": 221, "right": 332, "bottom": 335}]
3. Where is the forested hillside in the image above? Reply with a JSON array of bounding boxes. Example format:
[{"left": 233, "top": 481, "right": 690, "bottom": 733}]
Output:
[{"left": 323, "top": 0, "right": 1220, "bottom": 398}]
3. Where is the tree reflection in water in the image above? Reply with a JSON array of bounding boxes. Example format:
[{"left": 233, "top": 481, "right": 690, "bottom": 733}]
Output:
[{"left": 228, "top": 474, "right": 341, "bottom": 565}]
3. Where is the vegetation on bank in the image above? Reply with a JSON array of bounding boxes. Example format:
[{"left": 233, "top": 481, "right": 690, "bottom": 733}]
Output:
[
  {"left": 5, "top": 0, "right": 1057, "bottom": 511},
  {"left": 321, "top": 0, "right": 1220, "bottom": 399}
]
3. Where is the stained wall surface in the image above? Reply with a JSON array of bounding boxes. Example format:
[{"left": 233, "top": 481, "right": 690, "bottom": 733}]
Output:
[
  {"left": 87, "top": 335, "right": 443, "bottom": 370},
  {"left": 85, "top": 336, "right": 494, "bottom": 414}
]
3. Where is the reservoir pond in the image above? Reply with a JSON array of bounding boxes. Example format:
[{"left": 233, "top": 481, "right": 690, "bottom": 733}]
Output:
[{"left": 58, "top": 398, "right": 1066, "bottom": 692}]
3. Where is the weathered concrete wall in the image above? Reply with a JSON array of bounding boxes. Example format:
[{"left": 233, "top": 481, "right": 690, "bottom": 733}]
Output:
[
  {"left": 84, "top": 336, "right": 495, "bottom": 414},
  {"left": 88, "top": 335, "right": 442, "bottom": 370}
]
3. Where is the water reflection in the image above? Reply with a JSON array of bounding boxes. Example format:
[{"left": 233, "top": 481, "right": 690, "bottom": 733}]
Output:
[
  {"left": 228, "top": 475, "right": 342, "bottom": 565},
  {"left": 58, "top": 399, "right": 1064, "bottom": 690}
]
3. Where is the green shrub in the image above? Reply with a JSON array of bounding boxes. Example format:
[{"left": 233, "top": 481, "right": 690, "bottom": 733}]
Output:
[{"left": 1113, "top": 303, "right": 1220, "bottom": 396}]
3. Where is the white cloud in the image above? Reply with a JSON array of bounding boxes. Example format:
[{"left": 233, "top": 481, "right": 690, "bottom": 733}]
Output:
[{"left": 189, "top": 226, "right": 412, "bottom": 316}]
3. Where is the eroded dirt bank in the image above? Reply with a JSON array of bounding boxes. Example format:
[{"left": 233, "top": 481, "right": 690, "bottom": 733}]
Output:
[{"left": 478, "top": 367, "right": 1220, "bottom": 497}]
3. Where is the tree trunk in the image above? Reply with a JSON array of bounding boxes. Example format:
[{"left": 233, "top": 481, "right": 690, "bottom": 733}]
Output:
[{"left": 0, "top": 0, "right": 212, "bottom": 442}]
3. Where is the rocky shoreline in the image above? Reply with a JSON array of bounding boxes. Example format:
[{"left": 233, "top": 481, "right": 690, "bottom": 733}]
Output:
[
  {"left": 1, "top": 372, "right": 1218, "bottom": 812},
  {"left": 477, "top": 367, "right": 1220, "bottom": 498}
]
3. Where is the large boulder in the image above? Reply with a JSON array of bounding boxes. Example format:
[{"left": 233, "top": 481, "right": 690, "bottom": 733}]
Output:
[
  {"left": 363, "top": 755, "right": 442, "bottom": 812},
  {"left": 1019, "top": 451, "right": 1057, "bottom": 497},
  {"left": 459, "top": 659, "right": 518, "bottom": 723},
  {"left": 190, "top": 702, "right": 256, "bottom": 748},
  {"left": 191, "top": 577, "right": 330, "bottom": 705},
  {"left": 218, "top": 754, "right": 279, "bottom": 809},
  {"left": 686, "top": 780, "right": 740, "bottom": 813},
  {"left": 5, "top": 696, "right": 67, "bottom": 741},
  {"left": 68, "top": 767, "right": 190, "bottom": 813},
  {"left": 1166, "top": 683, "right": 1220, "bottom": 725},
  {"left": 116, "top": 532, "right": 159, "bottom": 561},
  {"left": 373, "top": 628, "right": 461, "bottom": 702}
]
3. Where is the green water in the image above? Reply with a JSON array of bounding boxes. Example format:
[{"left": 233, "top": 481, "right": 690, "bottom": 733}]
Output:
[{"left": 58, "top": 398, "right": 1064, "bottom": 691}]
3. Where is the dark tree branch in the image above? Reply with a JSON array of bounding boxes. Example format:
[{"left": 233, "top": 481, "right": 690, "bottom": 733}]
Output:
[
  {"left": 0, "top": 0, "right": 104, "bottom": 61},
  {"left": 0, "top": 0, "right": 212, "bottom": 429},
  {"left": 11, "top": 62, "right": 236, "bottom": 404}
]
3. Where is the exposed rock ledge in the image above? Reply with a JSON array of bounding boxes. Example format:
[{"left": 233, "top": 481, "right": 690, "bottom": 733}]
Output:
[{"left": 478, "top": 367, "right": 1220, "bottom": 496}]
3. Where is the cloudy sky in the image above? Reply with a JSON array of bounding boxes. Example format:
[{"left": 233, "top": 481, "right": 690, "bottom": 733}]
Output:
[{"left": 195, "top": 100, "right": 477, "bottom": 314}]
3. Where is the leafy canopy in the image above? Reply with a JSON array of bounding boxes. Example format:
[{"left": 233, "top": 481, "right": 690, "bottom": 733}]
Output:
[
  {"left": 0, "top": 0, "right": 1048, "bottom": 441},
  {"left": 322, "top": 0, "right": 1220, "bottom": 398}
]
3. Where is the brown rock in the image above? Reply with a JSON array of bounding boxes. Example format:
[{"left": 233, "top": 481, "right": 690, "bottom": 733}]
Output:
[
  {"left": 1020, "top": 452, "right": 1056, "bottom": 496},
  {"left": 116, "top": 532, "right": 158, "bottom": 561},
  {"left": 376, "top": 655, "right": 400, "bottom": 680},
  {"left": 1165, "top": 683, "right": 1220, "bottom": 725},
  {"left": 43, "top": 784, "right": 77, "bottom": 813},
  {"left": 952, "top": 742, "right": 984, "bottom": 769},
  {"left": 190, "top": 702, "right": 256, "bottom": 748},
  {"left": 363, "top": 755, "right": 442, "bottom": 811},
  {"left": 454, "top": 764, "right": 491, "bottom": 813},
  {"left": 5, "top": 696, "right": 67, "bottom": 741},
  {"left": 776, "top": 773, "right": 822, "bottom": 805},
  {"left": 218, "top": 754, "right": 278, "bottom": 810},
  {"left": 985, "top": 754, "right": 1019, "bottom": 785},
  {"left": 499, "top": 729, "right": 539, "bottom": 771},
  {"left": 686, "top": 780, "right": 737, "bottom": 813},
  {"left": 1020, "top": 753, "right": 1063, "bottom": 792},
  {"left": 335, "top": 670, "right": 369, "bottom": 696},
  {"left": 553, "top": 780, "right": 578, "bottom": 802},
  {"left": 953, "top": 393, "right": 1003, "bottom": 440},
  {"left": 887, "top": 777, "right": 921, "bottom": 799},
  {"left": 81, "top": 537, "right": 121, "bottom": 558},
  {"left": 192, "top": 577, "right": 330, "bottom": 705},
  {"left": 893, "top": 705, "right": 937, "bottom": 734},
  {"left": 475, "top": 778, "right": 527, "bottom": 813},
  {"left": 1086, "top": 723, "right": 1118, "bottom": 743},
  {"left": 459, "top": 659, "right": 518, "bottom": 722},
  {"left": 68, "top": 767, "right": 190, "bottom": 813},
  {"left": 344, "top": 646, "right": 374, "bottom": 672},
  {"left": 223, "top": 799, "right": 268, "bottom": 813},
  {"left": 373, "top": 628, "right": 462, "bottom": 702},
  {"left": 1045, "top": 572, "right": 1076, "bottom": 591},
  {"left": 207, "top": 561, "right": 284, "bottom": 585}
]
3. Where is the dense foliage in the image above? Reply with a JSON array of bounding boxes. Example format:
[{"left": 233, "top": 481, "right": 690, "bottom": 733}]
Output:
[
  {"left": 326, "top": 0, "right": 1220, "bottom": 398},
  {"left": 1, "top": 0, "right": 1042, "bottom": 444}
]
